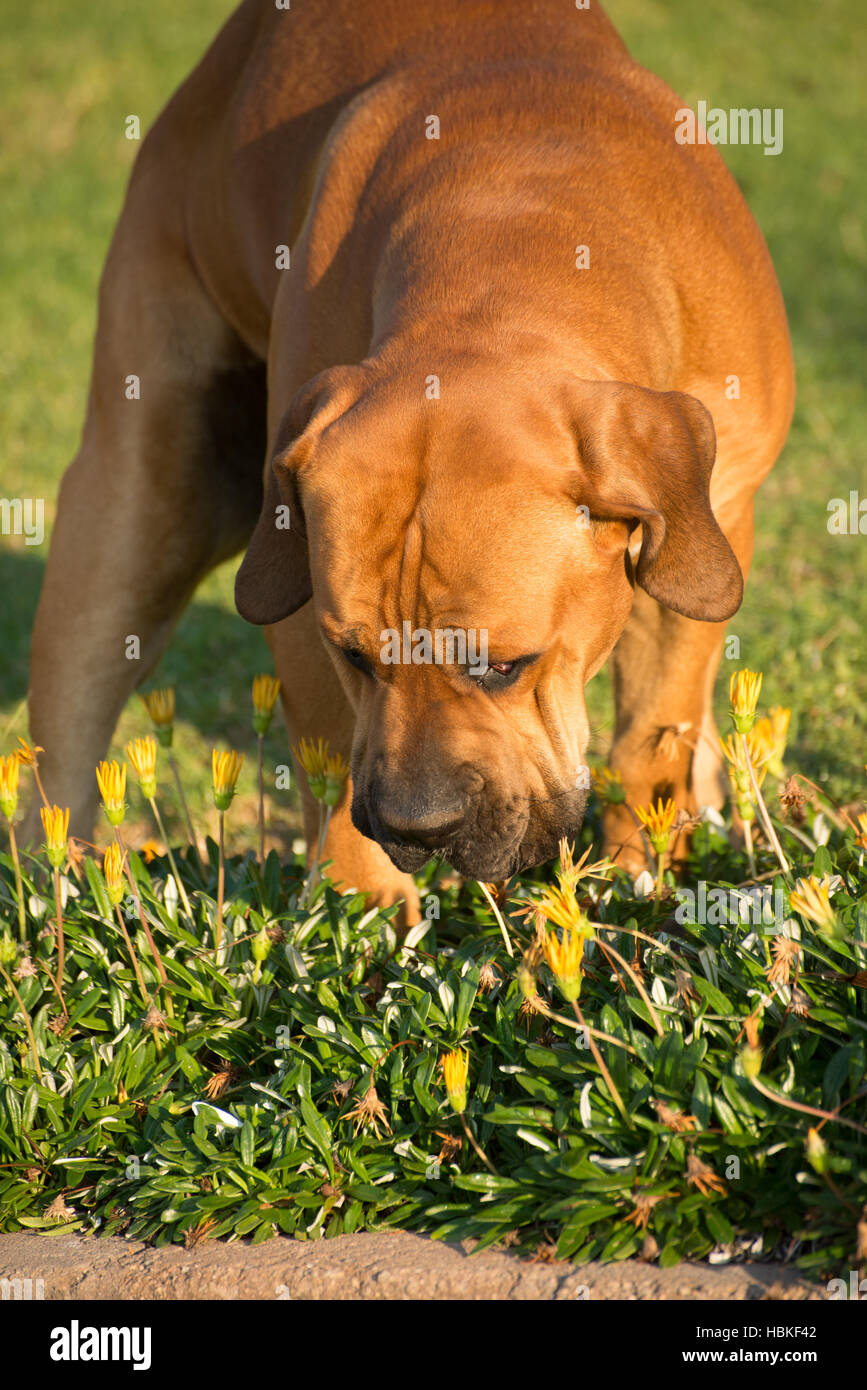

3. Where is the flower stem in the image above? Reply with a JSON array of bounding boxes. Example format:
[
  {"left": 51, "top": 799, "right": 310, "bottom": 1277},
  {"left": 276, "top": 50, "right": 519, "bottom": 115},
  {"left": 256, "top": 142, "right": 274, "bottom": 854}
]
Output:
[
  {"left": 168, "top": 749, "right": 201, "bottom": 870},
  {"left": 115, "top": 827, "right": 171, "bottom": 1012},
  {"left": 216, "top": 809, "right": 225, "bottom": 960},
  {"left": 478, "top": 881, "right": 515, "bottom": 958},
  {"left": 570, "top": 997, "right": 632, "bottom": 1127},
  {"left": 52, "top": 867, "right": 65, "bottom": 1003},
  {"left": 740, "top": 733, "right": 790, "bottom": 876},
  {"left": 114, "top": 904, "right": 151, "bottom": 1007},
  {"left": 7, "top": 819, "right": 27, "bottom": 942},
  {"left": 0, "top": 961, "right": 42, "bottom": 1080},
  {"left": 148, "top": 796, "right": 192, "bottom": 918},
  {"left": 459, "top": 1112, "right": 499, "bottom": 1175},
  {"left": 742, "top": 817, "right": 757, "bottom": 879},
  {"left": 257, "top": 733, "right": 266, "bottom": 868}
]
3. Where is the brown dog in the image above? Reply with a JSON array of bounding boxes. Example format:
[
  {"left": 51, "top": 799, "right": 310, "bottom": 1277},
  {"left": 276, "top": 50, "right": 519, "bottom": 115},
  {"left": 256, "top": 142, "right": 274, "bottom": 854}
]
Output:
[{"left": 26, "top": 0, "right": 794, "bottom": 922}]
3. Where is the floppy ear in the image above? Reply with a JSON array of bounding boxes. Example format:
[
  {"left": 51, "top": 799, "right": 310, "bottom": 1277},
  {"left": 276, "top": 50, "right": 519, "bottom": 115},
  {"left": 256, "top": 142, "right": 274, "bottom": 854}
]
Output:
[
  {"left": 569, "top": 380, "right": 743, "bottom": 622},
  {"left": 235, "top": 368, "right": 357, "bottom": 625}
]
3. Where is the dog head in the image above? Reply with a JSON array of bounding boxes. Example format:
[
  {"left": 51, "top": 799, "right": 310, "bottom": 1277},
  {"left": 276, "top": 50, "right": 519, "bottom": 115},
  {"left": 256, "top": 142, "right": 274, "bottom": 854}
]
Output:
[{"left": 236, "top": 360, "right": 742, "bottom": 879}]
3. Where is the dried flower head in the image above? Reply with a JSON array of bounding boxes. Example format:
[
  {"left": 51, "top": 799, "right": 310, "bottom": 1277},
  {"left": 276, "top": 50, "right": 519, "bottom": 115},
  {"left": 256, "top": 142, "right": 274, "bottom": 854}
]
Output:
[
  {"left": 779, "top": 776, "right": 807, "bottom": 822},
  {"left": 653, "top": 1100, "right": 699, "bottom": 1133},
  {"left": 142, "top": 1004, "right": 168, "bottom": 1034},
  {"left": 15, "top": 738, "right": 44, "bottom": 768},
  {"left": 625, "top": 1189, "right": 679, "bottom": 1230},
  {"left": 478, "top": 959, "right": 501, "bottom": 994},
  {"left": 345, "top": 1078, "right": 391, "bottom": 1137},
  {"left": 686, "top": 1153, "right": 726, "bottom": 1196},
  {"left": 766, "top": 935, "right": 801, "bottom": 986}
]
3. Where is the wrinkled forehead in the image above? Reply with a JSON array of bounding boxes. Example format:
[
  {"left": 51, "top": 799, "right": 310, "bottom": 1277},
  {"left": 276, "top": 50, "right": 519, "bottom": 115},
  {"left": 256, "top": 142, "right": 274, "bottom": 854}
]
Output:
[{"left": 302, "top": 461, "right": 585, "bottom": 644}]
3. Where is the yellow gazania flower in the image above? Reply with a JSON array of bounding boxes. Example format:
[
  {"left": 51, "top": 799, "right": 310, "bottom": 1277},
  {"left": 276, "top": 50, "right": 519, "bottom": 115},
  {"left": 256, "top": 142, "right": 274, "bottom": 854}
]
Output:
[
  {"left": 789, "top": 875, "right": 837, "bottom": 936},
  {"left": 0, "top": 753, "right": 20, "bottom": 819},
  {"left": 441, "top": 1049, "right": 469, "bottom": 1114},
  {"left": 323, "top": 751, "right": 350, "bottom": 807},
  {"left": 634, "top": 797, "right": 678, "bottom": 855},
  {"left": 854, "top": 812, "right": 867, "bottom": 851},
  {"left": 212, "top": 749, "right": 245, "bottom": 812},
  {"left": 40, "top": 804, "right": 69, "bottom": 870},
  {"left": 126, "top": 736, "right": 158, "bottom": 800},
  {"left": 591, "top": 765, "right": 626, "bottom": 805},
  {"left": 252, "top": 674, "right": 282, "bottom": 734},
  {"left": 294, "top": 737, "right": 329, "bottom": 800},
  {"left": 140, "top": 688, "right": 175, "bottom": 747},
  {"left": 729, "top": 669, "right": 763, "bottom": 734},
  {"left": 15, "top": 738, "right": 44, "bottom": 768},
  {"left": 96, "top": 760, "right": 127, "bottom": 827},
  {"left": 541, "top": 924, "right": 589, "bottom": 1002},
  {"left": 752, "top": 706, "right": 790, "bottom": 780},
  {"left": 102, "top": 841, "right": 127, "bottom": 907}
]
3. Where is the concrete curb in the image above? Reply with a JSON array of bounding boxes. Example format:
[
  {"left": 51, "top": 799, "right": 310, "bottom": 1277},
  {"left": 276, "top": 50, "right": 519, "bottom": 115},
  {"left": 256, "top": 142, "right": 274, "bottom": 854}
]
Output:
[{"left": 0, "top": 1231, "right": 823, "bottom": 1301}]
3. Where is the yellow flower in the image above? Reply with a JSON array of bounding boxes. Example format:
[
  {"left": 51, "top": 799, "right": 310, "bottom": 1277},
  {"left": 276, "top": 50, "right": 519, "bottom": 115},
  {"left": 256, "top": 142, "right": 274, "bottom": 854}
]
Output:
[
  {"left": 294, "top": 737, "right": 329, "bottom": 800},
  {"left": 212, "top": 749, "right": 244, "bottom": 812},
  {"left": 591, "top": 766, "right": 626, "bottom": 804},
  {"left": 534, "top": 881, "right": 587, "bottom": 934},
  {"left": 535, "top": 881, "right": 594, "bottom": 1001},
  {"left": 140, "top": 688, "right": 175, "bottom": 747},
  {"left": 541, "top": 924, "right": 589, "bottom": 1002},
  {"left": 852, "top": 812, "right": 867, "bottom": 851},
  {"left": 789, "top": 875, "right": 837, "bottom": 936},
  {"left": 139, "top": 839, "right": 161, "bottom": 863},
  {"left": 102, "top": 842, "right": 127, "bottom": 907},
  {"left": 323, "top": 751, "right": 350, "bottom": 806},
  {"left": 96, "top": 760, "right": 127, "bottom": 826},
  {"left": 40, "top": 804, "right": 69, "bottom": 870},
  {"left": 634, "top": 797, "right": 678, "bottom": 855},
  {"left": 729, "top": 669, "right": 763, "bottom": 734},
  {"left": 752, "top": 706, "right": 790, "bottom": 780},
  {"left": 252, "top": 674, "right": 282, "bottom": 734},
  {"left": 0, "top": 754, "right": 20, "bottom": 820},
  {"left": 126, "top": 736, "right": 158, "bottom": 800},
  {"left": 441, "top": 1049, "right": 469, "bottom": 1114}
]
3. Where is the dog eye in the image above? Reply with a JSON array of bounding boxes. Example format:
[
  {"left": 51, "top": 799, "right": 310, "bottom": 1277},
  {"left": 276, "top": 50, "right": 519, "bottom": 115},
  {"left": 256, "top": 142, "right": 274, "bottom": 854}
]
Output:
[
  {"left": 342, "top": 646, "right": 373, "bottom": 676},
  {"left": 471, "top": 657, "right": 533, "bottom": 692}
]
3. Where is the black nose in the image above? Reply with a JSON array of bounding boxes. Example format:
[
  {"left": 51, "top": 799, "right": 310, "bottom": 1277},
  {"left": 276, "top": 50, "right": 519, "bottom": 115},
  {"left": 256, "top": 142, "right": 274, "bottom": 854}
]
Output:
[{"left": 375, "top": 798, "right": 463, "bottom": 850}]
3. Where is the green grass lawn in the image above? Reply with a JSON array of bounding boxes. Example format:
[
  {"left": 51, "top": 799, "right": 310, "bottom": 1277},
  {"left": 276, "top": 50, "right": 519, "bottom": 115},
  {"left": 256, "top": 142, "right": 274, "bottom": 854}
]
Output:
[{"left": 1, "top": 0, "right": 865, "bottom": 825}]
